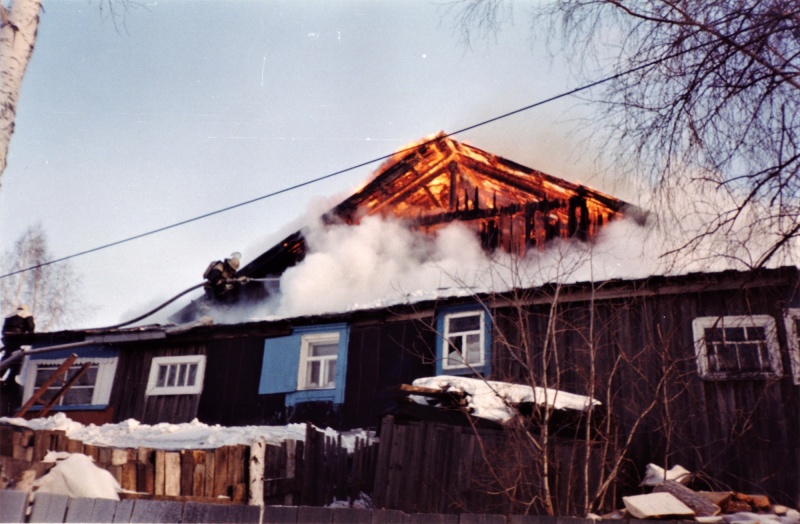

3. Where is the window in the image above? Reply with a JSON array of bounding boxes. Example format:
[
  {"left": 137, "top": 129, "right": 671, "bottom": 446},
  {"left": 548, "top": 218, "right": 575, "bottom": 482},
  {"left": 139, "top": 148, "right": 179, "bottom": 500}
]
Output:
[
  {"left": 782, "top": 309, "right": 800, "bottom": 385},
  {"left": 22, "top": 356, "right": 117, "bottom": 408},
  {"left": 298, "top": 333, "right": 339, "bottom": 389},
  {"left": 259, "top": 324, "right": 349, "bottom": 405},
  {"left": 146, "top": 355, "right": 206, "bottom": 396},
  {"left": 436, "top": 308, "right": 490, "bottom": 375},
  {"left": 692, "top": 315, "right": 782, "bottom": 380}
]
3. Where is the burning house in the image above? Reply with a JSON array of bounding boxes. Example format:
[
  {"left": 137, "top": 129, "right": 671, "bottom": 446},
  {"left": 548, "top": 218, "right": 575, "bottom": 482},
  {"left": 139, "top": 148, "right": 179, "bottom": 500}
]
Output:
[{"left": 2, "top": 135, "right": 799, "bottom": 506}]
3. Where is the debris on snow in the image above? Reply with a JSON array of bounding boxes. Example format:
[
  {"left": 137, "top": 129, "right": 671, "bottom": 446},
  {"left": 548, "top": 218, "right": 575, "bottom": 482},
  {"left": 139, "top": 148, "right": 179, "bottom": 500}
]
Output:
[{"left": 409, "top": 375, "right": 600, "bottom": 424}]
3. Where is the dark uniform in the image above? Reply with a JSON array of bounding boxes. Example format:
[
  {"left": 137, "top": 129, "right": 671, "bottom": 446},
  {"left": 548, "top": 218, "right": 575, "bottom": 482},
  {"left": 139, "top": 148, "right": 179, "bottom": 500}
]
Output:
[
  {"left": 2, "top": 305, "right": 35, "bottom": 335},
  {"left": 203, "top": 253, "right": 241, "bottom": 301}
]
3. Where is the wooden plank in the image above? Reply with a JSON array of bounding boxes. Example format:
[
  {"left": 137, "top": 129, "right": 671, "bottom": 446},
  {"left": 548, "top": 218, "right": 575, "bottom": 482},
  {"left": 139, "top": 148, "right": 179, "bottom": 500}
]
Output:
[
  {"left": 331, "top": 507, "right": 372, "bottom": 523},
  {"left": 90, "top": 498, "right": 119, "bottom": 523},
  {"left": 0, "top": 489, "right": 29, "bottom": 523},
  {"left": 65, "top": 438, "right": 84, "bottom": 453},
  {"left": 180, "top": 450, "right": 194, "bottom": 496},
  {"left": 297, "top": 505, "right": 333, "bottom": 523},
  {"left": 182, "top": 501, "right": 229, "bottom": 523},
  {"left": 121, "top": 449, "right": 138, "bottom": 492},
  {"left": 111, "top": 498, "right": 135, "bottom": 523},
  {"left": 204, "top": 448, "right": 216, "bottom": 498},
  {"left": 653, "top": 480, "right": 721, "bottom": 516},
  {"left": 225, "top": 504, "right": 261, "bottom": 524},
  {"left": 129, "top": 499, "right": 184, "bottom": 523},
  {"left": 192, "top": 450, "right": 206, "bottom": 496},
  {"left": 164, "top": 451, "right": 182, "bottom": 497},
  {"left": 372, "top": 509, "right": 410, "bottom": 523},
  {"left": 623, "top": 492, "right": 695, "bottom": 520},
  {"left": 29, "top": 492, "right": 69, "bottom": 523},
  {"left": 213, "top": 446, "right": 230, "bottom": 498},
  {"left": 154, "top": 450, "right": 166, "bottom": 496},
  {"left": 65, "top": 497, "right": 96, "bottom": 523},
  {"left": 33, "top": 430, "right": 52, "bottom": 462},
  {"left": 263, "top": 505, "right": 299, "bottom": 523}
]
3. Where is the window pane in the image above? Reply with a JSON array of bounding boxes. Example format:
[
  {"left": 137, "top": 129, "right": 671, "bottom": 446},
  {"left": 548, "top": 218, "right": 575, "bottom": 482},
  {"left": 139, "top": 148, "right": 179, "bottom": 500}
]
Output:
[
  {"left": 187, "top": 364, "right": 198, "bottom": 387},
  {"left": 465, "top": 334, "right": 482, "bottom": 364},
  {"left": 447, "top": 336, "right": 464, "bottom": 366},
  {"left": 167, "top": 365, "right": 177, "bottom": 387},
  {"left": 75, "top": 366, "right": 98, "bottom": 386},
  {"left": 704, "top": 328, "right": 723, "bottom": 342},
  {"left": 745, "top": 326, "right": 766, "bottom": 340},
  {"left": 448, "top": 314, "right": 481, "bottom": 333},
  {"left": 725, "top": 327, "right": 746, "bottom": 342},
  {"left": 177, "top": 364, "right": 187, "bottom": 387},
  {"left": 311, "top": 343, "right": 338, "bottom": 357},
  {"left": 157, "top": 365, "right": 167, "bottom": 388},
  {"left": 63, "top": 387, "right": 93, "bottom": 406},
  {"left": 737, "top": 343, "right": 763, "bottom": 371},
  {"left": 716, "top": 344, "right": 740, "bottom": 372},
  {"left": 36, "top": 367, "right": 58, "bottom": 387},
  {"left": 307, "top": 361, "right": 320, "bottom": 388},
  {"left": 325, "top": 360, "right": 337, "bottom": 388}
]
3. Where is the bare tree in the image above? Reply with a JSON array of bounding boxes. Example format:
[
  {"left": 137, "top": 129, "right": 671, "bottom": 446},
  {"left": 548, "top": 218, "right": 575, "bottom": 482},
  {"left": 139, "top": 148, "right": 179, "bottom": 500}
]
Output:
[
  {"left": 456, "top": 0, "right": 800, "bottom": 268},
  {"left": 0, "top": 224, "right": 88, "bottom": 331},
  {"left": 0, "top": 0, "right": 42, "bottom": 187}
]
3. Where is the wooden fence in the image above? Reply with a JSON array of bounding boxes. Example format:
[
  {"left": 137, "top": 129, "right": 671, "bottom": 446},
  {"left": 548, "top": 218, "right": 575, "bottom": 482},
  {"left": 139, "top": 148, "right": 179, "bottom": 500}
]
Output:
[
  {"left": 372, "top": 416, "right": 610, "bottom": 515},
  {"left": 0, "top": 422, "right": 377, "bottom": 507}
]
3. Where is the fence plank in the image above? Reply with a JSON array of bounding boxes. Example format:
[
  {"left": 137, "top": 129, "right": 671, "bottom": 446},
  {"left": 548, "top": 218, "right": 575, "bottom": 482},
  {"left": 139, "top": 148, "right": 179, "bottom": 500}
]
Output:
[
  {"left": 192, "top": 450, "right": 206, "bottom": 496},
  {"left": 213, "top": 446, "right": 230, "bottom": 498},
  {"left": 90, "top": 498, "right": 119, "bottom": 523},
  {"left": 182, "top": 501, "right": 229, "bottom": 523},
  {"left": 64, "top": 497, "right": 96, "bottom": 523},
  {"left": 263, "top": 505, "right": 299, "bottom": 523},
  {"left": 129, "top": 499, "right": 184, "bottom": 523},
  {"left": 164, "top": 452, "right": 181, "bottom": 497},
  {"left": 204, "top": 448, "right": 216, "bottom": 498},
  {"left": 225, "top": 504, "right": 261, "bottom": 524},
  {"left": 0, "top": 489, "right": 29, "bottom": 523},
  {"left": 154, "top": 450, "right": 166, "bottom": 496},
  {"left": 297, "top": 505, "right": 333, "bottom": 524},
  {"left": 29, "top": 492, "right": 69, "bottom": 523},
  {"left": 331, "top": 507, "right": 372, "bottom": 523},
  {"left": 111, "top": 498, "right": 135, "bottom": 523}
]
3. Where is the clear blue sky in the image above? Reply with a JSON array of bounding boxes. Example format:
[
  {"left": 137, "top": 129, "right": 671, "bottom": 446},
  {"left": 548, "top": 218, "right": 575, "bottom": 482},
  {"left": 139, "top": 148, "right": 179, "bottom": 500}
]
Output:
[{"left": 0, "top": 0, "right": 623, "bottom": 328}]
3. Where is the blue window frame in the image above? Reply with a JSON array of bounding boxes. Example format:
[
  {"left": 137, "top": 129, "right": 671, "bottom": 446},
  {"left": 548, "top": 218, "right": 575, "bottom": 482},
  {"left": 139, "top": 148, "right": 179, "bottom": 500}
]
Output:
[
  {"left": 436, "top": 306, "right": 491, "bottom": 376},
  {"left": 21, "top": 345, "right": 119, "bottom": 411},
  {"left": 259, "top": 324, "right": 349, "bottom": 405}
]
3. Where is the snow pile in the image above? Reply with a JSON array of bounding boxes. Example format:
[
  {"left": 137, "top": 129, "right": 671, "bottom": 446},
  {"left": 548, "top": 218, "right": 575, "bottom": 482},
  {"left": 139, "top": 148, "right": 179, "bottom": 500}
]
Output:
[
  {"left": 410, "top": 376, "right": 600, "bottom": 424},
  {"left": 33, "top": 453, "right": 120, "bottom": 500},
  {"left": 0, "top": 413, "right": 373, "bottom": 452}
]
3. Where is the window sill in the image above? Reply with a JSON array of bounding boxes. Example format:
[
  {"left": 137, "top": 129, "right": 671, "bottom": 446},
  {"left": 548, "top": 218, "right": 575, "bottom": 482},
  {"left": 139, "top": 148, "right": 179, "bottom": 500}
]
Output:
[
  {"left": 26, "top": 404, "right": 109, "bottom": 412},
  {"left": 286, "top": 389, "right": 337, "bottom": 406}
]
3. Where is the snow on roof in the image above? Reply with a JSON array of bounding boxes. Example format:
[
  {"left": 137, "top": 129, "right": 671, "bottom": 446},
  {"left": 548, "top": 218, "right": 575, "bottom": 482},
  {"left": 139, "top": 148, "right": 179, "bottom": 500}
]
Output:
[
  {"left": 410, "top": 376, "right": 601, "bottom": 424},
  {"left": 0, "top": 413, "right": 373, "bottom": 452}
]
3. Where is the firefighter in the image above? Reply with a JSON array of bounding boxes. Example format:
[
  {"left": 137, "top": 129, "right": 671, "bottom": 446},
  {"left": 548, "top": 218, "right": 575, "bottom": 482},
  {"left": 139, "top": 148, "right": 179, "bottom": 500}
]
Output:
[
  {"left": 2, "top": 305, "right": 35, "bottom": 335},
  {"left": 203, "top": 252, "right": 241, "bottom": 300}
]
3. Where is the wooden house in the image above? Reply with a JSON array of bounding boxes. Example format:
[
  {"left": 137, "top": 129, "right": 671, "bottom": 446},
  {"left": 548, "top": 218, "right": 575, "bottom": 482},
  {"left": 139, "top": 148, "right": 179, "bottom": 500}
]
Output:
[{"left": 2, "top": 136, "right": 799, "bottom": 505}]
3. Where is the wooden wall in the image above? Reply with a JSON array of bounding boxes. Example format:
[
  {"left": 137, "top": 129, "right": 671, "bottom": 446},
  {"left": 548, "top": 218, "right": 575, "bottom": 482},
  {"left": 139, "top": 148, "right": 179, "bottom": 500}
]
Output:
[
  {"left": 110, "top": 342, "right": 207, "bottom": 425},
  {"left": 490, "top": 280, "right": 800, "bottom": 505}
]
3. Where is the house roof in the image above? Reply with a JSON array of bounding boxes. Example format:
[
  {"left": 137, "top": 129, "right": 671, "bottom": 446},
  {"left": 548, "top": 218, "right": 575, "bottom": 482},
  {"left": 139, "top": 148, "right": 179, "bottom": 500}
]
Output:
[{"left": 237, "top": 133, "right": 633, "bottom": 282}]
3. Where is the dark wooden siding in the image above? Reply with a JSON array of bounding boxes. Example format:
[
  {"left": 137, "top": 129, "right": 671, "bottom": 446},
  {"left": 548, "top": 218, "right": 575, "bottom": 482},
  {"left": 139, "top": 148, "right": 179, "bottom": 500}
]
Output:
[
  {"left": 196, "top": 337, "right": 287, "bottom": 426},
  {"left": 491, "top": 282, "right": 800, "bottom": 504},
  {"left": 110, "top": 342, "right": 207, "bottom": 425},
  {"left": 341, "top": 318, "right": 437, "bottom": 429}
]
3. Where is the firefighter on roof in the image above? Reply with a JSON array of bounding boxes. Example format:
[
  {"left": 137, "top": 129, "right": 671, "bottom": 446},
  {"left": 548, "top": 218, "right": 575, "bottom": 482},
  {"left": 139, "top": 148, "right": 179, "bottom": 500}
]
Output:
[
  {"left": 2, "top": 305, "right": 35, "bottom": 335},
  {"left": 203, "top": 252, "right": 241, "bottom": 301}
]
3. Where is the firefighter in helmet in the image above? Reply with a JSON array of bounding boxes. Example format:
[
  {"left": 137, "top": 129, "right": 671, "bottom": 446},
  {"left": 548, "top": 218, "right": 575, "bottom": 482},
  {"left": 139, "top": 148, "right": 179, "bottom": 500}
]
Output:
[
  {"left": 203, "top": 252, "right": 241, "bottom": 301},
  {"left": 2, "top": 305, "right": 35, "bottom": 335}
]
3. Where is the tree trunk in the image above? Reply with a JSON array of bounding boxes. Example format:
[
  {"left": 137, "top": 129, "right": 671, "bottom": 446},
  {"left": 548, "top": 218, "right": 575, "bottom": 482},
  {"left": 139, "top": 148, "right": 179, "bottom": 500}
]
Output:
[{"left": 0, "top": 0, "right": 42, "bottom": 187}]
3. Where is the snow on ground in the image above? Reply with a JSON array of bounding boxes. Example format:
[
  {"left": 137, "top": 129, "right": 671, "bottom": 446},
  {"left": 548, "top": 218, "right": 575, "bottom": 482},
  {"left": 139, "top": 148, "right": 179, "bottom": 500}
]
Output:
[
  {"left": 411, "top": 376, "right": 601, "bottom": 424},
  {"left": 0, "top": 413, "right": 374, "bottom": 452},
  {"left": 34, "top": 453, "right": 120, "bottom": 500}
]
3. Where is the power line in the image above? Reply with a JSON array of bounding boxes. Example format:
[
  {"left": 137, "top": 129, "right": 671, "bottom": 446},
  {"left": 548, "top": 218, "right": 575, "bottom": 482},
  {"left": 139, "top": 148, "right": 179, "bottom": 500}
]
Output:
[{"left": 0, "top": 24, "right": 754, "bottom": 280}]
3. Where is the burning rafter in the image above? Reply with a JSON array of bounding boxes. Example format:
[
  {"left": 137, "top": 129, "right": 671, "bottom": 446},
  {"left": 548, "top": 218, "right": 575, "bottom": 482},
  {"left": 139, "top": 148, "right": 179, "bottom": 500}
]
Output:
[{"left": 328, "top": 132, "right": 630, "bottom": 253}]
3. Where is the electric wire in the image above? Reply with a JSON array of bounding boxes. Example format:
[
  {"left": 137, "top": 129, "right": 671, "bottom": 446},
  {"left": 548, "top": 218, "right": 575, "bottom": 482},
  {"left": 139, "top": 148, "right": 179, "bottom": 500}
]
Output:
[{"left": 0, "top": 20, "right": 767, "bottom": 281}]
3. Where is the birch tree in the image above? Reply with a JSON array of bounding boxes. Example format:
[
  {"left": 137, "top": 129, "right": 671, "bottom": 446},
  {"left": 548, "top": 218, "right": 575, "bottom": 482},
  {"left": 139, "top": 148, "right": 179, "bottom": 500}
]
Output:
[
  {"left": 0, "top": 224, "right": 87, "bottom": 331},
  {"left": 0, "top": 0, "right": 41, "bottom": 187}
]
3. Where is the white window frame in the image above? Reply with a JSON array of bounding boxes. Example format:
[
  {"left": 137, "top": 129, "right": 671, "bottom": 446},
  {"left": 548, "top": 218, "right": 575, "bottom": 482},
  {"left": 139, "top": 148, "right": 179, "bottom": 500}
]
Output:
[
  {"left": 442, "top": 310, "right": 486, "bottom": 370},
  {"left": 782, "top": 309, "right": 800, "bottom": 385},
  {"left": 692, "top": 315, "right": 782, "bottom": 380},
  {"left": 21, "top": 356, "right": 118, "bottom": 407},
  {"left": 297, "top": 332, "right": 339, "bottom": 390},
  {"left": 146, "top": 355, "right": 206, "bottom": 396}
]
